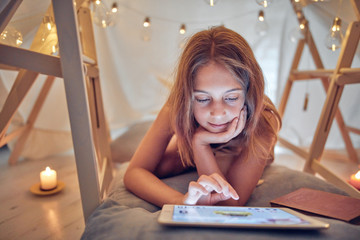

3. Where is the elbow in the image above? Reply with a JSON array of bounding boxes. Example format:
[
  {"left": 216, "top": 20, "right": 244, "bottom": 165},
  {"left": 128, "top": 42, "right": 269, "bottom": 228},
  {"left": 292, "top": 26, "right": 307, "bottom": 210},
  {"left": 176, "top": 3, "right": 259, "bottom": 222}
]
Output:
[{"left": 123, "top": 168, "right": 133, "bottom": 190}]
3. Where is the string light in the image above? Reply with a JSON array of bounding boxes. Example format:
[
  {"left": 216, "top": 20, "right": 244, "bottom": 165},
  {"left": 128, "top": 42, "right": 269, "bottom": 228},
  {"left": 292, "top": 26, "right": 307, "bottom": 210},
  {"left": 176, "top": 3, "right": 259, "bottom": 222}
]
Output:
[
  {"left": 91, "top": 0, "right": 116, "bottom": 28},
  {"left": 255, "top": 10, "right": 268, "bottom": 36},
  {"left": 43, "top": 16, "right": 53, "bottom": 31},
  {"left": 258, "top": 10, "right": 265, "bottom": 22},
  {"left": 179, "top": 24, "right": 186, "bottom": 35},
  {"left": 111, "top": 3, "right": 118, "bottom": 13},
  {"left": 51, "top": 43, "right": 59, "bottom": 55},
  {"left": 40, "top": 16, "right": 56, "bottom": 42},
  {"left": 141, "top": 17, "right": 152, "bottom": 41},
  {"left": 295, "top": 10, "right": 303, "bottom": 20},
  {"left": 105, "top": 1, "right": 275, "bottom": 39},
  {"left": 43, "top": 16, "right": 54, "bottom": 31},
  {"left": 255, "top": 0, "right": 273, "bottom": 8},
  {"left": 292, "top": 0, "right": 303, "bottom": 11},
  {"left": 325, "top": 17, "right": 343, "bottom": 51},
  {"left": 143, "top": 17, "right": 151, "bottom": 27},
  {"left": 289, "top": 25, "right": 305, "bottom": 43},
  {"left": 299, "top": 19, "right": 307, "bottom": 31},
  {"left": 0, "top": 26, "right": 23, "bottom": 47}
]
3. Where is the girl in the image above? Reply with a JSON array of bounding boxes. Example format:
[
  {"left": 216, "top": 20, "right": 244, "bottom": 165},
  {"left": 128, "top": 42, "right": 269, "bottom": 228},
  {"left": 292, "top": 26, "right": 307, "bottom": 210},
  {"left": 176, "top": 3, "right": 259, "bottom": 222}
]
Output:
[{"left": 124, "top": 26, "right": 281, "bottom": 207}]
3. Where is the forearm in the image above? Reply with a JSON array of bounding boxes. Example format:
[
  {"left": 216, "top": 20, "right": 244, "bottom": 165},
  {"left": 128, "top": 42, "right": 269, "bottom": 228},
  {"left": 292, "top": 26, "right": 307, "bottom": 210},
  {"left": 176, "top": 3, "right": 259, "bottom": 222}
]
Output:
[
  {"left": 124, "top": 167, "right": 184, "bottom": 207},
  {"left": 192, "top": 143, "right": 225, "bottom": 179},
  {"left": 191, "top": 114, "right": 245, "bottom": 179}
]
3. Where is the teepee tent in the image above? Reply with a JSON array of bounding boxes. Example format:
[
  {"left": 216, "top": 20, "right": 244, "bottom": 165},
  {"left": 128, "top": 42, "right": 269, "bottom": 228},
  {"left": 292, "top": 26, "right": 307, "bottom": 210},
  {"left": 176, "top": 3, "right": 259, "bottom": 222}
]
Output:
[{"left": 0, "top": 0, "right": 359, "bottom": 160}]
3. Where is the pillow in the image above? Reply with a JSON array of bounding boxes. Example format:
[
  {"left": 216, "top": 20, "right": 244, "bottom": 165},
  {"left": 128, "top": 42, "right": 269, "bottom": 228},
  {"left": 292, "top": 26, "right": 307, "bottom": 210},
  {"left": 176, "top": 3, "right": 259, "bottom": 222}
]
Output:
[
  {"left": 82, "top": 164, "right": 358, "bottom": 240},
  {"left": 107, "top": 163, "right": 348, "bottom": 212}
]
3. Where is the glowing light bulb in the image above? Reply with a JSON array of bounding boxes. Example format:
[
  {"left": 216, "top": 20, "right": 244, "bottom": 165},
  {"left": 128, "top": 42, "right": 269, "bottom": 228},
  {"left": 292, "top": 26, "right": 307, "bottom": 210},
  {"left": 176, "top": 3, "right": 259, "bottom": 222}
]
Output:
[
  {"left": 255, "top": 10, "right": 268, "bottom": 36},
  {"left": 204, "top": 0, "right": 219, "bottom": 6},
  {"left": 179, "top": 24, "right": 186, "bottom": 35},
  {"left": 40, "top": 16, "right": 56, "bottom": 42},
  {"left": 296, "top": 10, "right": 303, "bottom": 20},
  {"left": 298, "top": 19, "right": 308, "bottom": 34},
  {"left": 141, "top": 17, "right": 151, "bottom": 41},
  {"left": 325, "top": 17, "right": 343, "bottom": 51},
  {"left": 0, "top": 26, "right": 23, "bottom": 47},
  {"left": 289, "top": 26, "right": 304, "bottom": 43},
  {"left": 256, "top": 0, "right": 273, "bottom": 8},
  {"left": 258, "top": 10, "right": 265, "bottom": 22},
  {"left": 92, "top": 0, "right": 115, "bottom": 28},
  {"left": 143, "top": 17, "right": 151, "bottom": 27},
  {"left": 51, "top": 43, "right": 59, "bottom": 55},
  {"left": 16, "top": 38, "right": 23, "bottom": 46},
  {"left": 111, "top": 3, "right": 118, "bottom": 13}
]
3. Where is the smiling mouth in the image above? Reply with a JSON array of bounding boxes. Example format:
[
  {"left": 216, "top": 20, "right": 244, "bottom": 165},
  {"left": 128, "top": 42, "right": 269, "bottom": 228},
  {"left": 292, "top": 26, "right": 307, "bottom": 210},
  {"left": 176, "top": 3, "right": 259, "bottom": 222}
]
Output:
[{"left": 208, "top": 122, "right": 228, "bottom": 129}]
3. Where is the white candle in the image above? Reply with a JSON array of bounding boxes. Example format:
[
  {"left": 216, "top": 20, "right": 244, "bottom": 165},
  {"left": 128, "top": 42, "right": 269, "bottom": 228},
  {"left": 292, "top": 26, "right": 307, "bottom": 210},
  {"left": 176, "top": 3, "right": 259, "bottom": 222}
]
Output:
[
  {"left": 40, "top": 167, "right": 57, "bottom": 190},
  {"left": 349, "top": 170, "right": 360, "bottom": 190}
]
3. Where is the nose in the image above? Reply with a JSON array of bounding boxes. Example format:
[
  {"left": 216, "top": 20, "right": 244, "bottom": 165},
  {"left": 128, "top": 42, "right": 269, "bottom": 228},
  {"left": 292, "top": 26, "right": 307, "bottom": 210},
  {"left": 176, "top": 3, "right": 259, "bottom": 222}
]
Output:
[{"left": 210, "top": 102, "right": 226, "bottom": 118}]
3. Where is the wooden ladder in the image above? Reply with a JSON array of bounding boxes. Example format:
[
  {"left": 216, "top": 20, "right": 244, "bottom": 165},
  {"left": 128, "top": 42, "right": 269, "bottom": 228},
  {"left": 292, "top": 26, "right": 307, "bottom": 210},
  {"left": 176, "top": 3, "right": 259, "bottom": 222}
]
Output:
[
  {"left": 0, "top": 0, "right": 113, "bottom": 221},
  {"left": 278, "top": 0, "right": 360, "bottom": 198}
]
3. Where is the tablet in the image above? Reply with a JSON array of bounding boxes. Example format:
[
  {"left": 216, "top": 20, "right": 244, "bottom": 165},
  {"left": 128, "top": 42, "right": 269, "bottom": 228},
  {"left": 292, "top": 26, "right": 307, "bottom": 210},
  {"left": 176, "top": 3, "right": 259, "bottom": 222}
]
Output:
[{"left": 158, "top": 205, "right": 329, "bottom": 230}]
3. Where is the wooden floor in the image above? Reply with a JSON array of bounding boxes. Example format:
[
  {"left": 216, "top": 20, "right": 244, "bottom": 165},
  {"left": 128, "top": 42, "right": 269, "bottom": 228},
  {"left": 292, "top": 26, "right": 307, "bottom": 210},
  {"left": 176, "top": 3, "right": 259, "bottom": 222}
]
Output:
[
  {"left": 0, "top": 144, "right": 359, "bottom": 240},
  {"left": 0, "top": 146, "right": 84, "bottom": 240}
]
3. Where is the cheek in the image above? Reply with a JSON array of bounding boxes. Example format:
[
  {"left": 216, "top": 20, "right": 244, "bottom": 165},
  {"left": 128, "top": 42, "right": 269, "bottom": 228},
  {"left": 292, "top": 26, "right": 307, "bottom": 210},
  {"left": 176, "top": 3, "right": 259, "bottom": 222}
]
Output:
[
  {"left": 193, "top": 105, "right": 206, "bottom": 123},
  {"left": 228, "top": 101, "right": 245, "bottom": 116}
]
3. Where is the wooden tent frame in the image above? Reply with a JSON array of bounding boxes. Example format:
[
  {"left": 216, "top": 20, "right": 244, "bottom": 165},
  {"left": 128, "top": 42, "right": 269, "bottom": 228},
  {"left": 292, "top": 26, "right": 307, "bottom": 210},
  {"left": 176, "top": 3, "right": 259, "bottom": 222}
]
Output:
[
  {"left": 0, "top": 0, "right": 113, "bottom": 221},
  {"left": 278, "top": 0, "right": 360, "bottom": 198}
]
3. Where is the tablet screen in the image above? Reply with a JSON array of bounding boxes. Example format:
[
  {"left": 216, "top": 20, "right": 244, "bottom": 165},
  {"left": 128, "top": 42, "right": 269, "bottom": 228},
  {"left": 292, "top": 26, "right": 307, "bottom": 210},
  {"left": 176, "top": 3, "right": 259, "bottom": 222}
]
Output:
[{"left": 172, "top": 205, "right": 309, "bottom": 225}]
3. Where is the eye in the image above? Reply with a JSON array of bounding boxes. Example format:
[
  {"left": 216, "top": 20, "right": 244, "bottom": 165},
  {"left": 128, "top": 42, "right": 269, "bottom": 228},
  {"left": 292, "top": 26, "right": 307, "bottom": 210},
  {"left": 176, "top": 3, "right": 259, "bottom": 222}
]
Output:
[
  {"left": 195, "top": 98, "right": 210, "bottom": 103},
  {"left": 224, "top": 97, "right": 239, "bottom": 102}
]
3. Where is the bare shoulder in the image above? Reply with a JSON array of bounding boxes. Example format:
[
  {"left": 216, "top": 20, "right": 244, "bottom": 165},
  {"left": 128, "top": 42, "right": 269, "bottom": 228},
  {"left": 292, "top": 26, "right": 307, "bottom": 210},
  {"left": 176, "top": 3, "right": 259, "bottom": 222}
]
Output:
[
  {"left": 149, "top": 104, "right": 174, "bottom": 135},
  {"left": 126, "top": 104, "right": 174, "bottom": 171}
]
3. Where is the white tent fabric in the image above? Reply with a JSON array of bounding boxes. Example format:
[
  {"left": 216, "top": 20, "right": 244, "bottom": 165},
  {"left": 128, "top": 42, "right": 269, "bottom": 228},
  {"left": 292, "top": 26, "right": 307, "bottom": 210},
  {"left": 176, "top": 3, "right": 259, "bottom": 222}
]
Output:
[{"left": 0, "top": 0, "right": 359, "bottom": 159}]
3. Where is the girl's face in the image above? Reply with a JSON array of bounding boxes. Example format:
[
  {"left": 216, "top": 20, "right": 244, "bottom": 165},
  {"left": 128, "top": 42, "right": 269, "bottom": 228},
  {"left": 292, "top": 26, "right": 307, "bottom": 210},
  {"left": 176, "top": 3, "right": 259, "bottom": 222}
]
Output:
[{"left": 193, "top": 61, "right": 246, "bottom": 133}]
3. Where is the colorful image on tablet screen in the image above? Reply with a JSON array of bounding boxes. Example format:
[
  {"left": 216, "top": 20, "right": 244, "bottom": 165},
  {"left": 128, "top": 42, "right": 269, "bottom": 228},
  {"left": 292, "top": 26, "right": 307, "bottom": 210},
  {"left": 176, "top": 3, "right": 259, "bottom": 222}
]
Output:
[{"left": 173, "top": 205, "right": 310, "bottom": 225}]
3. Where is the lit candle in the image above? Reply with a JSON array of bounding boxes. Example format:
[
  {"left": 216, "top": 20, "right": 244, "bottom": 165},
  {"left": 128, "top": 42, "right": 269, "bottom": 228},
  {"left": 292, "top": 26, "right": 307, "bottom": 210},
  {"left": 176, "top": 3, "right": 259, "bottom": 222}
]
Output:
[
  {"left": 40, "top": 167, "right": 57, "bottom": 190},
  {"left": 349, "top": 170, "right": 360, "bottom": 190}
]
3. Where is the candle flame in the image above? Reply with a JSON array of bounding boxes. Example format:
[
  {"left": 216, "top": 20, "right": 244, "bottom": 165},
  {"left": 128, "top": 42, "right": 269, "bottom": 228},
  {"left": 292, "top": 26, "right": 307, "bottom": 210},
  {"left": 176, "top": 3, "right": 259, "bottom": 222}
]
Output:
[{"left": 355, "top": 170, "right": 360, "bottom": 180}]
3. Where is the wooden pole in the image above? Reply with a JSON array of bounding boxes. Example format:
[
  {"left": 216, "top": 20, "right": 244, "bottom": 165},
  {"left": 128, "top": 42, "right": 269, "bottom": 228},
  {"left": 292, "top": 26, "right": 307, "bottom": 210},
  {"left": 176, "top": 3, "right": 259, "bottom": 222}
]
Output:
[{"left": 52, "top": 0, "right": 101, "bottom": 222}]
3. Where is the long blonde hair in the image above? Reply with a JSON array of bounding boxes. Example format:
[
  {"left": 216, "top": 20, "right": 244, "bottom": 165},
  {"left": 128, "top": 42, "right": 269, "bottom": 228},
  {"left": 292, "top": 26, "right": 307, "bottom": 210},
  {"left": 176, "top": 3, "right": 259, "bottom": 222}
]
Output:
[{"left": 167, "top": 26, "right": 281, "bottom": 167}]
